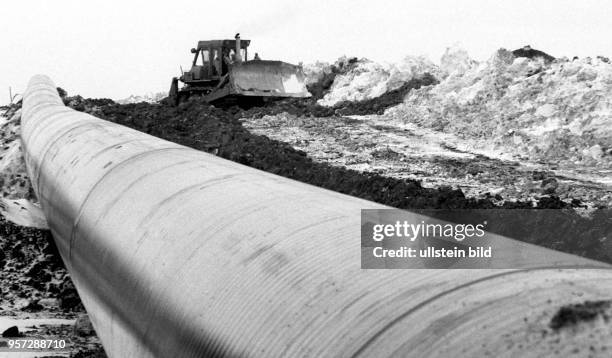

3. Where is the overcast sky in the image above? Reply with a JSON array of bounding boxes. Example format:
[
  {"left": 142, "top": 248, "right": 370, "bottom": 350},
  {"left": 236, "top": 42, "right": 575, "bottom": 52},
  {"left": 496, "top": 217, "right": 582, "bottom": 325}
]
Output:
[{"left": 1, "top": 0, "right": 611, "bottom": 104}]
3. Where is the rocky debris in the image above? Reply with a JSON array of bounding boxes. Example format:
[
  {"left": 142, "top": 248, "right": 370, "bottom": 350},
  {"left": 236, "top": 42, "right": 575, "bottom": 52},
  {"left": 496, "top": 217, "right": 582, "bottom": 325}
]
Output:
[
  {"left": 21, "top": 299, "right": 44, "bottom": 312},
  {"left": 72, "top": 347, "right": 108, "bottom": 358},
  {"left": 532, "top": 170, "right": 550, "bottom": 181},
  {"left": 2, "top": 325, "right": 21, "bottom": 337},
  {"left": 62, "top": 95, "right": 115, "bottom": 116},
  {"left": 550, "top": 300, "right": 612, "bottom": 330},
  {"left": 58, "top": 280, "right": 85, "bottom": 311},
  {"left": 541, "top": 177, "right": 559, "bottom": 194},
  {"left": 0, "top": 215, "right": 83, "bottom": 313},
  {"left": 37, "top": 297, "right": 60, "bottom": 310}
]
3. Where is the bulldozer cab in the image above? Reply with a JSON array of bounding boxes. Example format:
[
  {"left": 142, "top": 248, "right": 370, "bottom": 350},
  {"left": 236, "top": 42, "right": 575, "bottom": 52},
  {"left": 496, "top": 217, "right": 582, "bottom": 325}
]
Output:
[{"left": 182, "top": 39, "right": 250, "bottom": 83}]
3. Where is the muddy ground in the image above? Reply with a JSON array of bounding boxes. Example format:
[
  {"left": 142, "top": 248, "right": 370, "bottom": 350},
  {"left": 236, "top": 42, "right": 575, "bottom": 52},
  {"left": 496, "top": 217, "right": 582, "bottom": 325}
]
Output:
[
  {"left": 0, "top": 216, "right": 105, "bottom": 357},
  {"left": 0, "top": 103, "right": 105, "bottom": 358}
]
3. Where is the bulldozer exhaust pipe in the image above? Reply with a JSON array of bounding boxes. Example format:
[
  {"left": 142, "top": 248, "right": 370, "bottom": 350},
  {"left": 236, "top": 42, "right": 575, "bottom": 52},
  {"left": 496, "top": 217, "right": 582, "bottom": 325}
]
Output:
[
  {"left": 235, "top": 33, "right": 242, "bottom": 63},
  {"left": 21, "top": 75, "right": 612, "bottom": 357}
]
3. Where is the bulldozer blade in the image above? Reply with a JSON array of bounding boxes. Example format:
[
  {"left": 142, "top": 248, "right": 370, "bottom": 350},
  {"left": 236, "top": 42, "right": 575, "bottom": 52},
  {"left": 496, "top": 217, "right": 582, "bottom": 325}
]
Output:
[{"left": 226, "top": 60, "right": 311, "bottom": 98}]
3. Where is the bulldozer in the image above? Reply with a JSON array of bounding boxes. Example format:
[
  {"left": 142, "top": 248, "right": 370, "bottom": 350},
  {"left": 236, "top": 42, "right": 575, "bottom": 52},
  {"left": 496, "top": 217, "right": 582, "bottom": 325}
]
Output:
[{"left": 169, "top": 34, "right": 311, "bottom": 106}]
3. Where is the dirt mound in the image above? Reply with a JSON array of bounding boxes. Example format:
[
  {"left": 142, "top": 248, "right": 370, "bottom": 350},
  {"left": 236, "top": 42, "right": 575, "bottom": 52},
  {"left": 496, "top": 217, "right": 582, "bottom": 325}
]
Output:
[
  {"left": 334, "top": 74, "right": 437, "bottom": 115},
  {"left": 62, "top": 94, "right": 115, "bottom": 114}
]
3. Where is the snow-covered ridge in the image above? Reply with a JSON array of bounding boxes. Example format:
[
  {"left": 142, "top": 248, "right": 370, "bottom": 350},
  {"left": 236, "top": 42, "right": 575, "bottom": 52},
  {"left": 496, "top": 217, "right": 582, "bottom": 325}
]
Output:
[
  {"left": 384, "top": 47, "right": 612, "bottom": 167},
  {"left": 305, "top": 56, "right": 441, "bottom": 107},
  {"left": 307, "top": 45, "right": 611, "bottom": 167}
]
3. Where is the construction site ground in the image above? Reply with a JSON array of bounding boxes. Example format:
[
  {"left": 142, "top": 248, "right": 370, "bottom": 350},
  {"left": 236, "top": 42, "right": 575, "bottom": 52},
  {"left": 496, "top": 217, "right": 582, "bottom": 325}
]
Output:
[{"left": 0, "top": 52, "right": 611, "bottom": 355}]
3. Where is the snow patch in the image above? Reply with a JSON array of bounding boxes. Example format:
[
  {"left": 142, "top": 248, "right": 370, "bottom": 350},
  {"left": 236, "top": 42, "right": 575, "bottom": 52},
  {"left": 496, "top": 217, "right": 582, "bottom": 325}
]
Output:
[
  {"left": 385, "top": 49, "right": 612, "bottom": 167},
  {"left": 0, "top": 109, "right": 48, "bottom": 229},
  {"left": 317, "top": 56, "right": 439, "bottom": 106}
]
